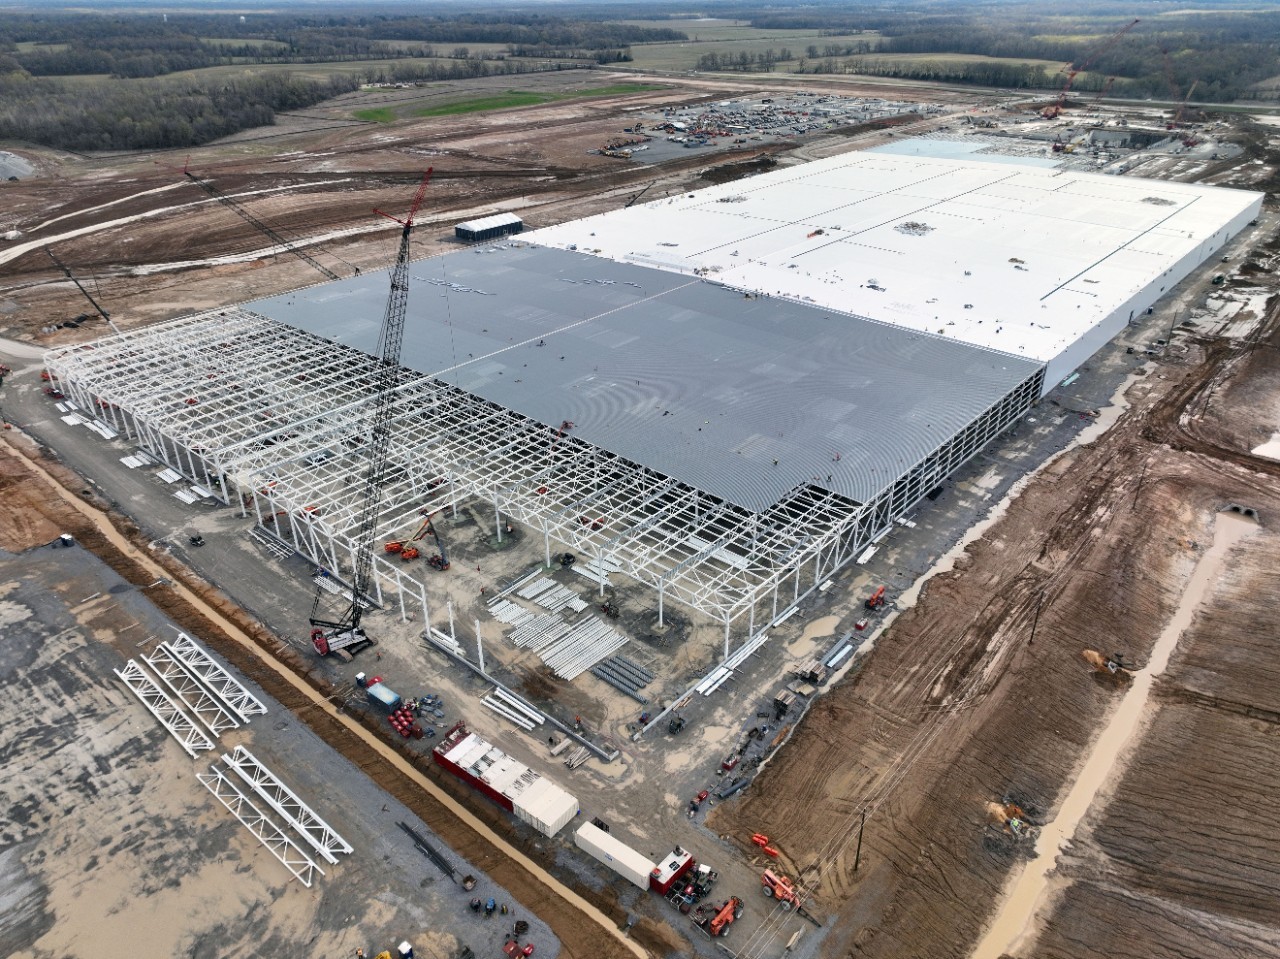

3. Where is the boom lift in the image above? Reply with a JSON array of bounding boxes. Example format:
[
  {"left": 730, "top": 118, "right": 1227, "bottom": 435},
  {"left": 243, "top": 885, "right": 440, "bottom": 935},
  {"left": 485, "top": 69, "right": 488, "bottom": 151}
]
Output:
[
  {"left": 864, "top": 585, "right": 886, "bottom": 610},
  {"left": 309, "top": 170, "right": 433, "bottom": 658},
  {"left": 385, "top": 508, "right": 450, "bottom": 569}
]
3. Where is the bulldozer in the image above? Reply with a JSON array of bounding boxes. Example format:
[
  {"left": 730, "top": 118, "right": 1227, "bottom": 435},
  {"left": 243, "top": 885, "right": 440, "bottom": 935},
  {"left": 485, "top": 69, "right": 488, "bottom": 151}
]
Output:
[{"left": 1081, "top": 649, "right": 1135, "bottom": 678}]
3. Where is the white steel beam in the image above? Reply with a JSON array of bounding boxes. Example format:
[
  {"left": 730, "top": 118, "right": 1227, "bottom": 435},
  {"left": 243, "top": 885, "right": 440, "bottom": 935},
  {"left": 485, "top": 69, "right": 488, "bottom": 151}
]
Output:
[
  {"left": 221, "top": 745, "right": 352, "bottom": 865},
  {"left": 46, "top": 310, "right": 1039, "bottom": 630},
  {"left": 196, "top": 766, "right": 322, "bottom": 887},
  {"left": 143, "top": 643, "right": 240, "bottom": 737},
  {"left": 114, "top": 660, "right": 215, "bottom": 758},
  {"left": 165, "top": 633, "right": 267, "bottom": 722}
]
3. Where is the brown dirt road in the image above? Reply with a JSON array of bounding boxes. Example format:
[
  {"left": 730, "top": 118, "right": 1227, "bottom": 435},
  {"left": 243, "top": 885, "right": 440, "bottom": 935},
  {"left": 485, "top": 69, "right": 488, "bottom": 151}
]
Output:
[{"left": 710, "top": 289, "right": 1280, "bottom": 957}]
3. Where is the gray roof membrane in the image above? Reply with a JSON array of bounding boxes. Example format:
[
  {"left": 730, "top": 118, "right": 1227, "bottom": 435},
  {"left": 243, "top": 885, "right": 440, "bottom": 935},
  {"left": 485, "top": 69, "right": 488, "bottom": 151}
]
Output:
[{"left": 247, "top": 244, "right": 1042, "bottom": 512}]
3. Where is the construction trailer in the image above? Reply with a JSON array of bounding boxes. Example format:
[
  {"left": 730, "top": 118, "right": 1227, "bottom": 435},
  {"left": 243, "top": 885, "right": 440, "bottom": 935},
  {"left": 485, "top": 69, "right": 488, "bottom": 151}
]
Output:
[
  {"left": 573, "top": 821, "right": 696, "bottom": 893},
  {"left": 574, "top": 821, "right": 655, "bottom": 890},
  {"left": 432, "top": 722, "right": 578, "bottom": 838},
  {"left": 455, "top": 212, "right": 523, "bottom": 243}
]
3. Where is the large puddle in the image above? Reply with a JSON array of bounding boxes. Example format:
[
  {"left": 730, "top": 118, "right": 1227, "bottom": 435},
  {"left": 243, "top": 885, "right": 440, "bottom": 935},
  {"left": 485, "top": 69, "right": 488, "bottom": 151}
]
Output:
[
  {"left": 1252, "top": 433, "right": 1280, "bottom": 461},
  {"left": 971, "top": 510, "right": 1257, "bottom": 959}
]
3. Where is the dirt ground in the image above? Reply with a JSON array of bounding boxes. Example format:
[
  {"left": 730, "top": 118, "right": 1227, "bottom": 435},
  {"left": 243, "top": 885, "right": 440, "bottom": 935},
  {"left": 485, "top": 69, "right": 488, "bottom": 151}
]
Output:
[
  {"left": 709, "top": 260, "right": 1280, "bottom": 956},
  {"left": 0, "top": 71, "right": 794, "bottom": 342},
  {"left": 0, "top": 429, "right": 665, "bottom": 959},
  {"left": 5, "top": 66, "right": 1280, "bottom": 959}
]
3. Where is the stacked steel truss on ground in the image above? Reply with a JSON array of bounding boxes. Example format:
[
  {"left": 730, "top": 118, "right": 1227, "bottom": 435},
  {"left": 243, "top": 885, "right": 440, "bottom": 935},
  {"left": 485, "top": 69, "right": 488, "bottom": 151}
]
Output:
[{"left": 47, "top": 309, "right": 1041, "bottom": 643}]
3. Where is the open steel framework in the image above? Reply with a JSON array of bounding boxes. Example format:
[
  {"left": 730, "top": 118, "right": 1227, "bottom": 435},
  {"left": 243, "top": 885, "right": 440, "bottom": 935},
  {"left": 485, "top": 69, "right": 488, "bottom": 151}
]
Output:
[
  {"left": 222, "top": 745, "right": 353, "bottom": 865},
  {"left": 197, "top": 766, "right": 323, "bottom": 887},
  {"left": 48, "top": 309, "right": 1043, "bottom": 646}
]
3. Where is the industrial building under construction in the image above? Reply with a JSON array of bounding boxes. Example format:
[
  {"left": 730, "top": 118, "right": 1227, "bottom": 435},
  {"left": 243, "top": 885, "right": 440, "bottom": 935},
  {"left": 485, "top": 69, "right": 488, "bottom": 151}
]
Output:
[{"left": 43, "top": 152, "right": 1262, "bottom": 657}]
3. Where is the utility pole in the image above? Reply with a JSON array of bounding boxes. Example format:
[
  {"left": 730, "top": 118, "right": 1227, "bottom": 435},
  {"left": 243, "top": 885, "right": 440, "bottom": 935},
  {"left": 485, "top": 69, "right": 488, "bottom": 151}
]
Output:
[
  {"left": 1028, "top": 590, "right": 1046, "bottom": 647},
  {"left": 853, "top": 809, "right": 866, "bottom": 872}
]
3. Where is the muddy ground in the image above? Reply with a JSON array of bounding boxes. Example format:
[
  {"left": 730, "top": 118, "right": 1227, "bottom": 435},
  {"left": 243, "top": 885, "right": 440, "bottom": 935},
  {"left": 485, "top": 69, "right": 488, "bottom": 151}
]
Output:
[
  {"left": 4, "top": 66, "right": 1280, "bottom": 959},
  {"left": 710, "top": 265, "right": 1280, "bottom": 956}
]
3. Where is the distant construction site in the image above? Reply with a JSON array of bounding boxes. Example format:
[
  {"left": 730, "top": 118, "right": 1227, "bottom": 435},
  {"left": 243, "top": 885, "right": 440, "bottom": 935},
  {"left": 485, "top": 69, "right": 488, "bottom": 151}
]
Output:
[{"left": 3, "top": 51, "right": 1280, "bottom": 959}]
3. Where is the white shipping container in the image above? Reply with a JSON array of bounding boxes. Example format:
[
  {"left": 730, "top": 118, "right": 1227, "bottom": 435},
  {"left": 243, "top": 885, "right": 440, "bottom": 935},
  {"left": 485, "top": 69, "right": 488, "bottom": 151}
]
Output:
[
  {"left": 512, "top": 778, "right": 579, "bottom": 838},
  {"left": 574, "top": 822, "right": 653, "bottom": 889}
]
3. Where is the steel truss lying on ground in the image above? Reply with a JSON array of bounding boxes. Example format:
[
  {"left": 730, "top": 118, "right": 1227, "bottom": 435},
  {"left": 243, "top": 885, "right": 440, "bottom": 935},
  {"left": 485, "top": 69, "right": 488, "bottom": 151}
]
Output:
[
  {"left": 221, "top": 745, "right": 353, "bottom": 865},
  {"left": 144, "top": 643, "right": 241, "bottom": 737},
  {"left": 114, "top": 659, "right": 216, "bottom": 758},
  {"left": 47, "top": 311, "right": 1042, "bottom": 643},
  {"left": 166, "top": 632, "right": 267, "bottom": 723},
  {"left": 197, "top": 766, "right": 323, "bottom": 887}
]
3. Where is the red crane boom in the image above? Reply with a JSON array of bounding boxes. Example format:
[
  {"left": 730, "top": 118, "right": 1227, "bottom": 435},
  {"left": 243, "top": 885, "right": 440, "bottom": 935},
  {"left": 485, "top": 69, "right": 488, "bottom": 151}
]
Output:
[{"left": 1042, "top": 18, "right": 1140, "bottom": 119}]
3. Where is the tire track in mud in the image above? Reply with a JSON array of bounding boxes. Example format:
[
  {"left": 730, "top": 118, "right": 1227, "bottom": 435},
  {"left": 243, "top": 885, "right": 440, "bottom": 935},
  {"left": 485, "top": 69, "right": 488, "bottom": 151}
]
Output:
[{"left": 0, "top": 431, "right": 654, "bottom": 959}]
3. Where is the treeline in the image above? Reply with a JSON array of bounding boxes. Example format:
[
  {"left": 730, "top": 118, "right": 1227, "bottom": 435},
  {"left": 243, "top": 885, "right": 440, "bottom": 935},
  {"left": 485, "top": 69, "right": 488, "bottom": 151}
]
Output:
[
  {"left": 816, "top": 58, "right": 1053, "bottom": 91},
  {"left": 702, "top": 1, "right": 1280, "bottom": 102},
  {"left": 696, "top": 49, "right": 795, "bottom": 73},
  {"left": 0, "top": 72, "right": 359, "bottom": 151},
  {"left": 0, "top": 12, "right": 684, "bottom": 79}
]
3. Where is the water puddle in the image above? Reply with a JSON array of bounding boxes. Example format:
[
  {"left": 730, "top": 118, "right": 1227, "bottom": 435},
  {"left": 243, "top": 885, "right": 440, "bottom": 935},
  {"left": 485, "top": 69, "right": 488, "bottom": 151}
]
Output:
[
  {"left": 971, "top": 510, "right": 1257, "bottom": 959},
  {"left": 1252, "top": 433, "right": 1280, "bottom": 461},
  {"left": 790, "top": 613, "right": 839, "bottom": 656}
]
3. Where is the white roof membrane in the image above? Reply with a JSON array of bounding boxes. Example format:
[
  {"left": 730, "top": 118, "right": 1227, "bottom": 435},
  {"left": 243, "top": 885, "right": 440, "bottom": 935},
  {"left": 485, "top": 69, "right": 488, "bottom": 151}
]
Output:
[{"left": 528, "top": 153, "right": 1262, "bottom": 364}]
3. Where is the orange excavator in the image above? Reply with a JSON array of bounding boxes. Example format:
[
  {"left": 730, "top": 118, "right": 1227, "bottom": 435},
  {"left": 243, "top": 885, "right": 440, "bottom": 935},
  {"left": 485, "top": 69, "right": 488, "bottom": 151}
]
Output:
[{"left": 864, "top": 585, "right": 886, "bottom": 610}]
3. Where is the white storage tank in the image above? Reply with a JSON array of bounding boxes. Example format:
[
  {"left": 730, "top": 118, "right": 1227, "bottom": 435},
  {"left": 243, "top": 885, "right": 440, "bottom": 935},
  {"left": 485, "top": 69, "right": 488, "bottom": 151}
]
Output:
[{"left": 574, "top": 822, "right": 654, "bottom": 890}]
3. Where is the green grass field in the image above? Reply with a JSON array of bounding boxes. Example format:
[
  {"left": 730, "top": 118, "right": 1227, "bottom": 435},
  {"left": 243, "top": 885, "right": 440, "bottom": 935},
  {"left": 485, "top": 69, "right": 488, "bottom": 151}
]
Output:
[
  {"left": 375, "top": 40, "right": 515, "bottom": 56},
  {"left": 405, "top": 83, "right": 665, "bottom": 119},
  {"left": 15, "top": 40, "right": 69, "bottom": 52},
  {"left": 200, "top": 37, "right": 289, "bottom": 50},
  {"left": 352, "top": 106, "right": 398, "bottom": 123},
  {"left": 613, "top": 18, "right": 828, "bottom": 43}
]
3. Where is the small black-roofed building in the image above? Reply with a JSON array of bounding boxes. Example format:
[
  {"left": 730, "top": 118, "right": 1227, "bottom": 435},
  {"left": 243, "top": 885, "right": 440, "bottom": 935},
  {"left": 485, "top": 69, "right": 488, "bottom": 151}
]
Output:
[{"left": 455, "top": 213, "right": 523, "bottom": 243}]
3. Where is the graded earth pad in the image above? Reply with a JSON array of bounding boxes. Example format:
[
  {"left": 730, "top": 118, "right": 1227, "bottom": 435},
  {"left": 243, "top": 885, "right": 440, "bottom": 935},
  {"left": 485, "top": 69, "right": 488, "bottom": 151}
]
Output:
[{"left": 708, "top": 299, "right": 1280, "bottom": 959}]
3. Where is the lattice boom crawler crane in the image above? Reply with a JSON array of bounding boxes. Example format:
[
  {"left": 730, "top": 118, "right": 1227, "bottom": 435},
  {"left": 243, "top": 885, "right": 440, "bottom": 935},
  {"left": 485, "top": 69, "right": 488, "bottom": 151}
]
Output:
[{"left": 309, "top": 170, "right": 433, "bottom": 658}]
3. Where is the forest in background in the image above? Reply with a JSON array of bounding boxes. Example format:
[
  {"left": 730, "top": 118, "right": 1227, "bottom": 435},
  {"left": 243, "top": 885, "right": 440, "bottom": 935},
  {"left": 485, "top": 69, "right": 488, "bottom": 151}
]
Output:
[{"left": 2, "top": 2, "right": 1279, "bottom": 152}]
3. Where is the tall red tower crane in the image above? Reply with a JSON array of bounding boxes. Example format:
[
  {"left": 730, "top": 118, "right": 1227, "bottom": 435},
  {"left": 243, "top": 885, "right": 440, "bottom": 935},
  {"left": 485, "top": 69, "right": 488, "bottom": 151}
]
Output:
[
  {"left": 309, "top": 169, "right": 433, "bottom": 657},
  {"left": 1041, "top": 18, "right": 1140, "bottom": 119}
]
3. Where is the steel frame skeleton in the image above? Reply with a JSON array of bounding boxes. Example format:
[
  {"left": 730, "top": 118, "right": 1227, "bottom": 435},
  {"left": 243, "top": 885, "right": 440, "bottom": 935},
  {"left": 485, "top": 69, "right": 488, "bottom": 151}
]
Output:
[
  {"left": 48, "top": 312, "right": 1043, "bottom": 647},
  {"left": 221, "top": 745, "right": 353, "bottom": 865},
  {"left": 165, "top": 632, "right": 268, "bottom": 722},
  {"left": 197, "top": 766, "right": 323, "bottom": 887},
  {"left": 114, "top": 659, "right": 216, "bottom": 758},
  {"left": 143, "top": 643, "right": 240, "bottom": 737}
]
